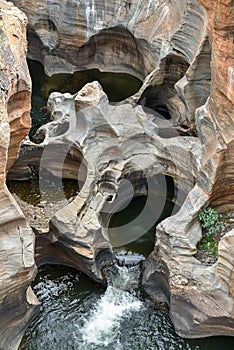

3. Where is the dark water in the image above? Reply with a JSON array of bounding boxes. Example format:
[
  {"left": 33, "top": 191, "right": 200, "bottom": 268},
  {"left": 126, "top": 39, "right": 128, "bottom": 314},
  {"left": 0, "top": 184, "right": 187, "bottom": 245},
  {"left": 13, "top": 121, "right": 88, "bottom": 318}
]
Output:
[
  {"left": 17, "top": 184, "right": 234, "bottom": 349},
  {"left": 108, "top": 174, "right": 179, "bottom": 256},
  {"left": 28, "top": 60, "right": 142, "bottom": 138},
  {"left": 109, "top": 195, "right": 178, "bottom": 257},
  {"left": 7, "top": 168, "right": 80, "bottom": 205},
  {"left": 19, "top": 265, "right": 234, "bottom": 350},
  {"left": 15, "top": 61, "right": 234, "bottom": 349},
  {"left": 8, "top": 60, "right": 142, "bottom": 198}
]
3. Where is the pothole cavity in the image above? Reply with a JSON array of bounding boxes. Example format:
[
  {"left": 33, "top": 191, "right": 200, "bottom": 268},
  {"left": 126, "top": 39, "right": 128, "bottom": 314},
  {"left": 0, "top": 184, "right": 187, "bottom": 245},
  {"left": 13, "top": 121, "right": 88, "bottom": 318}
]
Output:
[
  {"left": 139, "top": 54, "right": 189, "bottom": 124},
  {"left": 28, "top": 59, "right": 142, "bottom": 138},
  {"left": 106, "top": 174, "right": 180, "bottom": 258},
  {"left": 7, "top": 58, "right": 142, "bottom": 229}
]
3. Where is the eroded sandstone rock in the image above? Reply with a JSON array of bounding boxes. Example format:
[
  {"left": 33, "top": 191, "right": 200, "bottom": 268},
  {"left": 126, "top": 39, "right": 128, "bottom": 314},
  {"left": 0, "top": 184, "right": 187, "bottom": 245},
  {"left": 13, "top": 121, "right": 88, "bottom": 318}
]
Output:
[
  {"left": 144, "top": 186, "right": 234, "bottom": 338},
  {"left": 197, "top": 0, "right": 234, "bottom": 210},
  {"left": 10, "top": 0, "right": 207, "bottom": 78},
  {"left": 6, "top": 0, "right": 234, "bottom": 341},
  {"left": 12, "top": 81, "right": 199, "bottom": 282},
  {"left": 0, "top": 1, "right": 38, "bottom": 349},
  {"left": 0, "top": 0, "right": 32, "bottom": 171},
  {"left": 143, "top": 0, "right": 234, "bottom": 339}
]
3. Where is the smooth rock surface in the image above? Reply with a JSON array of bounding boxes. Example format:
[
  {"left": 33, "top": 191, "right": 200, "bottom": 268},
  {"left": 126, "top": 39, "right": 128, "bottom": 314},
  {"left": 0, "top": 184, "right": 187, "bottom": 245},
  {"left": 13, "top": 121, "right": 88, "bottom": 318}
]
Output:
[
  {"left": 0, "top": 0, "right": 32, "bottom": 171},
  {"left": 9, "top": 0, "right": 210, "bottom": 135},
  {"left": 10, "top": 0, "right": 207, "bottom": 78},
  {"left": 143, "top": 0, "right": 234, "bottom": 339},
  {"left": 197, "top": 0, "right": 234, "bottom": 210},
  {"left": 13, "top": 81, "right": 199, "bottom": 282},
  {"left": 6, "top": 0, "right": 234, "bottom": 341},
  {"left": 0, "top": 1, "right": 38, "bottom": 349}
]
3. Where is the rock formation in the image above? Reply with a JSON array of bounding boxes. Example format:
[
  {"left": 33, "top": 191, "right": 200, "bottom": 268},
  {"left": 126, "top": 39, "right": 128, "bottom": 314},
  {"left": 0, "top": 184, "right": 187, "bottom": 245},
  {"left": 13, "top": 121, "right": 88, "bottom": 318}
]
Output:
[
  {"left": 10, "top": 0, "right": 207, "bottom": 78},
  {"left": 12, "top": 81, "right": 199, "bottom": 282},
  {"left": 143, "top": 0, "right": 234, "bottom": 339},
  {"left": 0, "top": 1, "right": 39, "bottom": 349},
  {"left": 1, "top": 1, "right": 31, "bottom": 171},
  {"left": 2, "top": 0, "right": 234, "bottom": 345},
  {"left": 197, "top": 0, "right": 234, "bottom": 210}
]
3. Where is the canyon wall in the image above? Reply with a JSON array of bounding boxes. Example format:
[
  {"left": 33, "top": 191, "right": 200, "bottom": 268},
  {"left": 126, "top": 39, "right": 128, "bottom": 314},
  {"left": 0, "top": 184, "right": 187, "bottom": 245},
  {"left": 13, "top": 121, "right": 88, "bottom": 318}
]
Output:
[
  {"left": 2, "top": 0, "right": 234, "bottom": 344},
  {"left": 9, "top": 0, "right": 207, "bottom": 78},
  {"left": 197, "top": 0, "right": 234, "bottom": 210},
  {"left": 143, "top": 0, "right": 234, "bottom": 338},
  {"left": 0, "top": 1, "right": 39, "bottom": 349}
]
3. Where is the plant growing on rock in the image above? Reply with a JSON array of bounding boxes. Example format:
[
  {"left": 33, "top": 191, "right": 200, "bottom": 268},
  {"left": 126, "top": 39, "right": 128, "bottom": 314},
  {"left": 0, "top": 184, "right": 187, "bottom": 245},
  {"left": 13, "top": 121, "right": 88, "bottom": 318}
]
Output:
[
  {"left": 198, "top": 207, "right": 223, "bottom": 255},
  {"left": 199, "top": 207, "right": 223, "bottom": 235}
]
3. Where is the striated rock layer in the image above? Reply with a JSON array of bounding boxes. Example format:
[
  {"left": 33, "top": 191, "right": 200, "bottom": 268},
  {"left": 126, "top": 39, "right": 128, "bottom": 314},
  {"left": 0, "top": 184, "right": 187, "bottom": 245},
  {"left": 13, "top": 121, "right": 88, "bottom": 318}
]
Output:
[
  {"left": 9, "top": 0, "right": 212, "bottom": 131},
  {"left": 143, "top": 0, "right": 234, "bottom": 339},
  {"left": 0, "top": 1, "right": 38, "bottom": 349},
  {"left": 197, "top": 0, "right": 234, "bottom": 210},
  {"left": 2, "top": 1, "right": 31, "bottom": 171},
  {"left": 10, "top": 0, "right": 207, "bottom": 78},
  {"left": 6, "top": 0, "right": 234, "bottom": 342}
]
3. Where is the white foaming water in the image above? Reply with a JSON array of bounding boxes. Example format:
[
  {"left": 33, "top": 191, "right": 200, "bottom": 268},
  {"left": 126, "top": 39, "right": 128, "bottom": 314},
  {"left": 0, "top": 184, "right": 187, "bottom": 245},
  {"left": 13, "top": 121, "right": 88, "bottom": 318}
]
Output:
[{"left": 80, "top": 265, "right": 142, "bottom": 346}]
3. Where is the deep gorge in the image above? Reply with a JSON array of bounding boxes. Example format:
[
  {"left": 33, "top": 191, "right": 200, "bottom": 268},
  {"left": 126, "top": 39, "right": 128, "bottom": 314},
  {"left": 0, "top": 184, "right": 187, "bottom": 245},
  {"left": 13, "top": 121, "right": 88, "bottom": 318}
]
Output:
[{"left": 0, "top": 0, "right": 233, "bottom": 349}]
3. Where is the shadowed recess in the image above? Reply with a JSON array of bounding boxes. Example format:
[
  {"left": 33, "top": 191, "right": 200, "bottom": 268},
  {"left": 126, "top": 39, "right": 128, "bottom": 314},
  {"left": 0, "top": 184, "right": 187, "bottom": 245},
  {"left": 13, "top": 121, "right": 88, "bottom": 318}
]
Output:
[
  {"left": 28, "top": 60, "right": 142, "bottom": 137},
  {"left": 107, "top": 174, "right": 180, "bottom": 256},
  {"left": 139, "top": 54, "right": 189, "bottom": 118}
]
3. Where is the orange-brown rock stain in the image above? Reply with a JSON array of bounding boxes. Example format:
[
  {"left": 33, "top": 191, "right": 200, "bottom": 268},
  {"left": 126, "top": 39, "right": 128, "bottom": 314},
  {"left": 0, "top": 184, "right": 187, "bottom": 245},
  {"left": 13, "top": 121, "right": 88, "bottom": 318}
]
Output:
[{"left": 199, "top": 0, "right": 234, "bottom": 210}]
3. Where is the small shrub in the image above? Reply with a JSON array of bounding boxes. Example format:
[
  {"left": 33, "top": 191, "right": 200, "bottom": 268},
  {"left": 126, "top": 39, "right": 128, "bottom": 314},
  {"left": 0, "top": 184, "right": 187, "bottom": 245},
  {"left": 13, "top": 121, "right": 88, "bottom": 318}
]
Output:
[
  {"left": 198, "top": 207, "right": 223, "bottom": 255},
  {"left": 198, "top": 207, "right": 222, "bottom": 236}
]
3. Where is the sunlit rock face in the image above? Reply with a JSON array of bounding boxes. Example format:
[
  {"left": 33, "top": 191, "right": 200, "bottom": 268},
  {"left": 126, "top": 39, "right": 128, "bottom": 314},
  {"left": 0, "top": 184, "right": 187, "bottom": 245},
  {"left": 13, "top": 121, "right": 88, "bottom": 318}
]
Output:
[
  {"left": 1, "top": 1, "right": 31, "bottom": 171},
  {"left": 9, "top": 0, "right": 211, "bottom": 131},
  {"left": 143, "top": 0, "right": 234, "bottom": 339},
  {"left": 0, "top": 1, "right": 38, "bottom": 349},
  {"left": 10, "top": 0, "right": 207, "bottom": 78},
  {"left": 197, "top": 0, "right": 234, "bottom": 211}
]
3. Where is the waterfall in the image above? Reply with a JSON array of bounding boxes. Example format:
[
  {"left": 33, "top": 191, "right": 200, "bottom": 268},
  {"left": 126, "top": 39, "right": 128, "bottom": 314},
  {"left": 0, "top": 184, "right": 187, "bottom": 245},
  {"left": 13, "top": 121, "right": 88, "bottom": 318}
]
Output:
[
  {"left": 79, "top": 264, "right": 143, "bottom": 347},
  {"left": 19, "top": 263, "right": 229, "bottom": 349},
  {"left": 85, "top": 0, "right": 104, "bottom": 39}
]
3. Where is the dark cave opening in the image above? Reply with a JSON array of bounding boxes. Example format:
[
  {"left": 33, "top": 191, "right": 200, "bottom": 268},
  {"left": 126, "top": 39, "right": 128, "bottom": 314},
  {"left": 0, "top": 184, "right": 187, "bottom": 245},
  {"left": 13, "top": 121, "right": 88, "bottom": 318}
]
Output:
[
  {"left": 147, "top": 103, "right": 171, "bottom": 120},
  {"left": 105, "top": 174, "right": 180, "bottom": 257},
  {"left": 139, "top": 54, "right": 189, "bottom": 119},
  {"left": 28, "top": 60, "right": 143, "bottom": 138}
]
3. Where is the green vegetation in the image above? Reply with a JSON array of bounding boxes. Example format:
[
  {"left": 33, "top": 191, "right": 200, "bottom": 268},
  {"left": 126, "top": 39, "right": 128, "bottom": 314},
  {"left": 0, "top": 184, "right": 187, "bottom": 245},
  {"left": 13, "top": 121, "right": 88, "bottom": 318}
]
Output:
[
  {"left": 198, "top": 207, "right": 223, "bottom": 255},
  {"left": 199, "top": 207, "right": 223, "bottom": 235}
]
